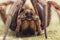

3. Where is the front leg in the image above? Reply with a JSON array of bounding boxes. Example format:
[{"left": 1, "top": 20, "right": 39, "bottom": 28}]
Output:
[
  {"left": 0, "top": 7, "right": 7, "bottom": 23},
  {"left": 15, "top": 14, "right": 21, "bottom": 37},
  {"left": 15, "top": 9, "right": 21, "bottom": 37},
  {"left": 36, "top": 17, "right": 41, "bottom": 35},
  {"left": 47, "top": 1, "right": 60, "bottom": 10},
  {"left": 0, "top": 1, "right": 14, "bottom": 6}
]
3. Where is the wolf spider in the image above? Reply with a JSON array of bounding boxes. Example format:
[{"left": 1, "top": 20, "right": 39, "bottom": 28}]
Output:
[{"left": 0, "top": 0, "right": 60, "bottom": 40}]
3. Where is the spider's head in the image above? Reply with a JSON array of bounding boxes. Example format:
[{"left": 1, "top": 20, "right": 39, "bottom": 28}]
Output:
[
  {"left": 20, "top": 0, "right": 36, "bottom": 20},
  {"left": 24, "top": 9, "right": 34, "bottom": 18}
]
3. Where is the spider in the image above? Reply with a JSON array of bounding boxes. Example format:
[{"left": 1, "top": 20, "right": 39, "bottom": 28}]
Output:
[{"left": 0, "top": 0, "right": 60, "bottom": 40}]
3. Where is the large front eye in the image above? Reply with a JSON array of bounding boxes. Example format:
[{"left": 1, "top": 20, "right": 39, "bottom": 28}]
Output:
[
  {"left": 30, "top": 12, "right": 33, "bottom": 16},
  {"left": 25, "top": 12, "right": 28, "bottom": 16}
]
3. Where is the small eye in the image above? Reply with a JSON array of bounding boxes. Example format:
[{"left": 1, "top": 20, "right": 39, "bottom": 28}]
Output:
[
  {"left": 31, "top": 13, "right": 33, "bottom": 15},
  {"left": 25, "top": 12, "right": 28, "bottom": 16},
  {"left": 30, "top": 12, "right": 33, "bottom": 16}
]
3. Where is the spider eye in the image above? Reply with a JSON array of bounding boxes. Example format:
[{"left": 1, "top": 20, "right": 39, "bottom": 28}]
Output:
[
  {"left": 30, "top": 12, "right": 33, "bottom": 16},
  {"left": 25, "top": 12, "right": 28, "bottom": 16}
]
